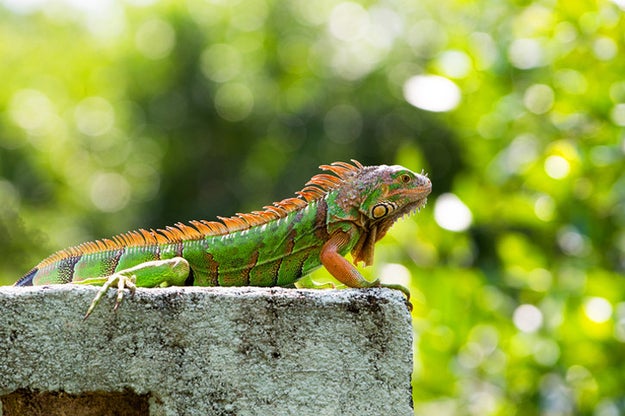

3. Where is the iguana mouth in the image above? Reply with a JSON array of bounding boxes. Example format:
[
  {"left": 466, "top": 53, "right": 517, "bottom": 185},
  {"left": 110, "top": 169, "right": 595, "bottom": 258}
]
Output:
[{"left": 379, "top": 195, "right": 429, "bottom": 234}]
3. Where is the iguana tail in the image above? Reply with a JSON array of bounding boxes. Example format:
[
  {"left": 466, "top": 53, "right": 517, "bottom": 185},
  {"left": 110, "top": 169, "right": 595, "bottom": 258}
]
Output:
[{"left": 15, "top": 268, "right": 37, "bottom": 286}]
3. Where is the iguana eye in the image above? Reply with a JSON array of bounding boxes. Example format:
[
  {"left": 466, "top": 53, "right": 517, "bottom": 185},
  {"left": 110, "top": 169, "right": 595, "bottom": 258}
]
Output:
[
  {"left": 399, "top": 173, "right": 412, "bottom": 184},
  {"left": 372, "top": 202, "right": 395, "bottom": 219}
]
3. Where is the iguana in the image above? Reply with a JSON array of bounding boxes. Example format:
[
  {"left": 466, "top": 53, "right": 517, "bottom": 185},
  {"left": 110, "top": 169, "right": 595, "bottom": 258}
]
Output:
[{"left": 16, "top": 160, "right": 432, "bottom": 317}]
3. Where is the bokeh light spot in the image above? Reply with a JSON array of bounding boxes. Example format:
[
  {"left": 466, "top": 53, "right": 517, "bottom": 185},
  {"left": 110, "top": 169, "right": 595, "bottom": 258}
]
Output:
[
  {"left": 611, "top": 0, "right": 625, "bottom": 10},
  {"left": 498, "top": 134, "right": 539, "bottom": 174},
  {"left": 74, "top": 96, "right": 115, "bottom": 137},
  {"left": 554, "top": 69, "right": 587, "bottom": 95},
  {"left": 469, "top": 32, "right": 497, "bottom": 70},
  {"left": 436, "top": 50, "right": 472, "bottom": 79},
  {"left": 610, "top": 103, "right": 625, "bottom": 126},
  {"left": 380, "top": 263, "right": 411, "bottom": 287},
  {"left": 328, "top": 2, "right": 369, "bottom": 42},
  {"left": 214, "top": 83, "right": 254, "bottom": 122},
  {"left": 434, "top": 193, "right": 472, "bottom": 232},
  {"left": 9, "top": 89, "right": 56, "bottom": 135},
  {"left": 90, "top": 172, "right": 131, "bottom": 213},
  {"left": 544, "top": 155, "right": 570, "bottom": 179},
  {"left": 593, "top": 36, "right": 617, "bottom": 61},
  {"left": 533, "top": 339, "right": 560, "bottom": 366},
  {"left": 200, "top": 44, "right": 242, "bottom": 83},
  {"left": 523, "top": 84, "right": 554, "bottom": 114},
  {"left": 231, "top": 0, "right": 268, "bottom": 31},
  {"left": 0, "top": 179, "right": 21, "bottom": 211},
  {"left": 135, "top": 18, "right": 176, "bottom": 60},
  {"left": 584, "top": 297, "right": 612, "bottom": 323},
  {"left": 513, "top": 304, "right": 543, "bottom": 333},
  {"left": 557, "top": 226, "right": 589, "bottom": 257},
  {"left": 366, "top": 6, "right": 403, "bottom": 49},
  {"left": 508, "top": 38, "right": 544, "bottom": 69},
  {"left": 403, "top": 75, "right": 461, "bottom": 112},
  {"left": 534, "top": 195, "right": 556, "bottom": 221},
  {"left": 528, "top": 268, "right": 553, "bottom": 292},
  {"left": 1, "top": 0, "right": 46, "bottom": 14}
]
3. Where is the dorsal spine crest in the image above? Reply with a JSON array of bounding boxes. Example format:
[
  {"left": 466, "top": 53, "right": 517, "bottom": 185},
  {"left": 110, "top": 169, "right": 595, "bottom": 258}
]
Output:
[{"left": 39, "top": 160, "right": 365, "bottom": 268}]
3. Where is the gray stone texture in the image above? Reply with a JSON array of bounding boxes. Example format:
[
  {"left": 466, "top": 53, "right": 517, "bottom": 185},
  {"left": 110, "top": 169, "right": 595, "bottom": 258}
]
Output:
[{"left": 0, "top": 285, "right": 413, "bottom": 415}]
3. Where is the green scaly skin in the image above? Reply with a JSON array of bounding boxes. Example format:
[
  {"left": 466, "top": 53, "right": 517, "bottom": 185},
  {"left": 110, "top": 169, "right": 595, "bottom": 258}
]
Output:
[{"left": 16, "top": 160, "right": 432, "bottom": 317}]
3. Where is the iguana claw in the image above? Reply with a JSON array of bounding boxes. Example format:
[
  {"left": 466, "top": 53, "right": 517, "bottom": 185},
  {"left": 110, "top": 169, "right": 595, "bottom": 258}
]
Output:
[
  {"left": 82, "top": 273, "right": 137, "bottom": 320},
  {"left": 380, "top": 283, "right": 413, "bottom": 311}
]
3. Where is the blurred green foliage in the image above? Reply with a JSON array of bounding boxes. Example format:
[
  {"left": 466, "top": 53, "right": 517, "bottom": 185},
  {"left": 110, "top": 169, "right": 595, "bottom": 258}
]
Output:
[{"left": 1, "top": 0, "right": 624, "bottom": 414}]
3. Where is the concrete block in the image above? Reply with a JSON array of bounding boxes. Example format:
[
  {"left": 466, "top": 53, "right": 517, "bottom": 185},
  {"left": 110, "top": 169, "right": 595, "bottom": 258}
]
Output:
[{"left": 0, "top": 285, "right": 413, "bottom": 415}]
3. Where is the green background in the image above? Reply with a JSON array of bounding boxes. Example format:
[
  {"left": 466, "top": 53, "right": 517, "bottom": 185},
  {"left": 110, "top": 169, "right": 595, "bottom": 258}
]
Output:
[{"left": 1, "top": 0, "right": 624, "bottom": 414}]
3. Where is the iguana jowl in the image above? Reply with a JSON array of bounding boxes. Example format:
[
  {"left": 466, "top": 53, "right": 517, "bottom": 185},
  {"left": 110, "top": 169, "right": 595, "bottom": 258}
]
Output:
[{"left": 16, "top": 160, "right": 432, "bottom": 317}]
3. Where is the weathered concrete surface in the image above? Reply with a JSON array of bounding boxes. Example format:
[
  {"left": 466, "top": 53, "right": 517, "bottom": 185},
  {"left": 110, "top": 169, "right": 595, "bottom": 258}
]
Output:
[{"left": 0, "top": 286, "right": 413, "bottom": 416}]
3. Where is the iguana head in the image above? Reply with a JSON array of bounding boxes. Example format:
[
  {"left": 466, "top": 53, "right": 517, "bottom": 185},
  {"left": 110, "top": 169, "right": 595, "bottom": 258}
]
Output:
[{"left": 324, "top": 162, "right": 432, "bottom": 266}]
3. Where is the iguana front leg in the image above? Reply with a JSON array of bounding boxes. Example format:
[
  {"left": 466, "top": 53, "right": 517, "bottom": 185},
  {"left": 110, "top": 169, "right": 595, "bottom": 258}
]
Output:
[
  {"left": 320, "top": 231, "right": 412, "bottom": 309},
  {"left": 73, "top": 257, "right": 190, "bottom": 319}
]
